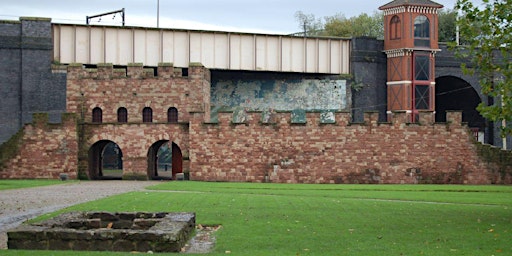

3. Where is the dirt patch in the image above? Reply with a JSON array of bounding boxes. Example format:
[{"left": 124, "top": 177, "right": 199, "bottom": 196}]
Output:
[{"left": 182, "top": 224, "right": 221, "bottom": 254}]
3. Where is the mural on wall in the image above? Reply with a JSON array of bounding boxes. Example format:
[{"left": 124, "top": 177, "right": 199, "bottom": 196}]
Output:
[{"left": 211, "top": 75, "right": 349, "bottom": 119}]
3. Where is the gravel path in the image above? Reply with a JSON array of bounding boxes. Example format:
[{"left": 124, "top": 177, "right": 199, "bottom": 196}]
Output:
[{"left": 0, "top": 180, "right": 160, "bottom": 249}]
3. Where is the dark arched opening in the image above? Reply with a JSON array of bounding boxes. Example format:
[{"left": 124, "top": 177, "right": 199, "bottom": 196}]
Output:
[
  {"left": 143, "top": 107, "right": 153, "bottom": 123},
  {"left": 435, "top": 76, "right": 486, "bottom": 141},
  {"left": 147, "top": 141, "right": 183, "bottom": 180},
  {"left": 88, "top": 140, "right": 123, "bottom": 180},
  {"left": 92, "top": 107, "right": 103, "bottom": 123},
  {"left": 168, "top": 107, "right": 178, "bottom": 123},
  {"left": 118, "top": 107, "right": 128, "bottom": 123}
]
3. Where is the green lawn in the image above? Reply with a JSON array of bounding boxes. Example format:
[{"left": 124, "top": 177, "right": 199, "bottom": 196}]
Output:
[
  {"left": 0, "top": 179, "right": 69, "bottom": 191},
  {"left": 5, "top": 182, "right": 512, "bottom": 255}
]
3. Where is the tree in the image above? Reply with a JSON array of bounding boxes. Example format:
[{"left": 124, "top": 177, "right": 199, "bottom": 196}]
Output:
[
  {"left": 323, "top": 12, "right": 383, "bottom": 38},
  {"left": 323, "top": 14, "right": 353, "bottom": 37},
  {"left": 455, "top": 0, "right": 512, "bottom": 136},
  {"left": 438, "top": 8, "right": 457, "bottom": 42},
  {"left": 350, "top": 12, "right": 384, "bottom": 38},
  {"left": 294, "top": 11, "right": 324, "bottom": 36},
  {"left": 294, "top": 11, "right": 383, "bottom": 38}
]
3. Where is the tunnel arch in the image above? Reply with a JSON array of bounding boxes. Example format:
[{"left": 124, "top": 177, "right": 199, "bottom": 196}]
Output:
[
  {"left": 435, "top": 76, "right": 486, "bottom": 141},
  {"left": 147, "top": 140, "right": 183, "bottom": 180},
  {"left": 88, "top": 140, "right": 123, "bottom": 180}
]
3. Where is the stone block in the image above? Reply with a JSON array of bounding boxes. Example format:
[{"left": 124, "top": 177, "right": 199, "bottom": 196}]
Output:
[
  {"left": 261, "top": 109, "right": 275, "bottom": 124},
  {"left": 232, "top": 108, "right": 247, "bottom": 124},
  {"left": 291, "top": 109, "right": 306, "bottom": 124},
  {"left": 320, "top": 111, "right": 336, "bottom": 124},
  {"left": 7, "top": 211, "right": 195, "bottom": 252}
]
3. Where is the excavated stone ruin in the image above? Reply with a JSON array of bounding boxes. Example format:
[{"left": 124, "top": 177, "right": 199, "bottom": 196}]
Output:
[{"left": 7, "top": 211, "right": 195, "bottom": 252}]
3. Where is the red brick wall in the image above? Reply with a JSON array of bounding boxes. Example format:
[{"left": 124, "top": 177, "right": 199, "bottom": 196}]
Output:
[
  {"left": 190, "top": 110, "right": 502, "bottom": 184},
  {"left": 0, "top": 113, "right": 78, "bottom": 179}
]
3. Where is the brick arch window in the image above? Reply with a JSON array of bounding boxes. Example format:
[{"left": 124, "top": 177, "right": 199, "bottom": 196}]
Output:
[
  {"left": 390, "top": 15, "right": 401, "bottom": 40},
  {"left": 117, "top": 107, "right": 128, "bottom": 123},
  {"left": 142, "top": 107, "right": 153, "bottom": 123},
  {"left": 92, "top": 107, "right": 102, "bottom": 123},
  {"left": 414, "top": 15, "right": 430, "bottom": 47},
  {"left": 167, "top": 107, "right": 178, "bottom": 123}
]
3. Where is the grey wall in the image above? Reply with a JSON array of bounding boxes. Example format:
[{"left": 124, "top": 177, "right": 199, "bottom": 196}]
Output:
[
  {"left": 350, "top": 37, "right": 388, "bottom": 122},
  {"left": 0, "top": 21, "right": 22, "bottom": 144},
  {"left": 0, "top": 18, "right": 66, "bottom": 144}
]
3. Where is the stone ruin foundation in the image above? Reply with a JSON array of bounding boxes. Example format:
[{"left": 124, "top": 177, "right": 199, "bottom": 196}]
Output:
[{"left": 7, "top": 211, "right": 195, "bottom": 252}]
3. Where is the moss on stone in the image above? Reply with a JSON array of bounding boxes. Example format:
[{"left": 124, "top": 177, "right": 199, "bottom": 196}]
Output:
[
  {"left": 0, "top": 20, "right": 21, "bottom": 24},
  {"left": 33, "top": 113, "right": 49, "bottom": 124},
  {"left": 189, "top": 62, "right": 204, "bottom": 67},
  {"left": 0, "top": 128, "right": 24, "bottom": 169},
  {"left": 20, "top": 17, "right": 52, "bottom": 22},
  {"left": 158, "top": 62, "right": 174, "bottom": 67},
  {"left": 97, "top": 63, "right": 113, "bottom": 67},
  {"left": 475, "top": 142, "right": 512, "bottom": 182}
]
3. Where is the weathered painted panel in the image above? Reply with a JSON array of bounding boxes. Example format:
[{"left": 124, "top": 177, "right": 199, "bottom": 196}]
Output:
[
  {"left": 53, "top": 24, "right": 350, "bottom": 74},
  {"left": 211, "top": 72, "right": 349, "bottom": 115}
]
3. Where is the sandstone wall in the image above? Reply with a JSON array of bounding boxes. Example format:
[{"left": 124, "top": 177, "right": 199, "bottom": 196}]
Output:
[
  {"left": 82, "top": 123, "right": 190, "bottom": 179},
  {"left": 0, "top": 113, "right": 78, "bottom": 179},
  {"left": 190, "top": 110, "right": 506, "bottom": 184},
  {"left": 66, "top": 63, "right": 211, "bottom": 123}
]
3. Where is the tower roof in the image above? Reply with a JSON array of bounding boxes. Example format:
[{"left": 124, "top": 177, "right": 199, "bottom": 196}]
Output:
[{"left": 379, "top": 0, "right": 443, "bottom": 10}]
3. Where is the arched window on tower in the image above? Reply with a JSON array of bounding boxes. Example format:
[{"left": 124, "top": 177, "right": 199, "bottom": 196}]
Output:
[
  {"left": 142, "top": 107, "right": 153, "bottom": 123},
  {"left": 92, "top": 107, "right": 102, "bottom": 123},
  {"left": 390, "top": 15, "right": 401, "bottom": 40},
  {"left": 117, "top": 107, "right": 128, "bottom": 123},
  {"left": 167, "top": 107, "right": 178, "bottom": 123},
  {"left": 414, "top": 15, "right": 430, "bottom": 47}
]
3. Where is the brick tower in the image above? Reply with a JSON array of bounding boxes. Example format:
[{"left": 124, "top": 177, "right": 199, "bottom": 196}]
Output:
[{"left": 379, "top": 0, "right": 443, "bottom": 121}]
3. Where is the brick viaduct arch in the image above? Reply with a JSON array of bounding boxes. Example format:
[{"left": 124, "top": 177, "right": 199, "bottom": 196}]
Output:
[{"left": 435, "top": 45, "right": 493, "bottom": 143}]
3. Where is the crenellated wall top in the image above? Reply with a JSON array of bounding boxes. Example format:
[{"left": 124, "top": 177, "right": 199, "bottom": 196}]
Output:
[
  {"left": 194, "top": 110, "right": 464, "bottom": 127},
  {"left": 66, "top": 62, "right": 209, "bottom": 80}
]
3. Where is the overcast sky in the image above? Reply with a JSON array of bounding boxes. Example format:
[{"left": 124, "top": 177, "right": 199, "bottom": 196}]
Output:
[{"left": 1, "top": 0, "right": 462, "bottom": 34}]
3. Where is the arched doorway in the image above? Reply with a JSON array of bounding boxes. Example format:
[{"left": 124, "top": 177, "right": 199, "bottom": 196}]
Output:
[
  {"left": 147, "top": 141, "right": 183, "bottom": 180},
  {"left": 435, "top": 76, "right": 486, "bottom": 141},
  {"left": 88, "top": 140, "right": 123, "bottom": 180}
]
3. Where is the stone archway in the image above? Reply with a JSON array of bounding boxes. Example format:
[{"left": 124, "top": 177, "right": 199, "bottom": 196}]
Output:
[
  {"left": 435, "top": 76, "right": 486, "bottom": 141},
  {"left": 147, "top": 141, "right": 183, "bottom": 180},
  {"left": 88, "top": 140, "right": 123, "bottom": 180}
]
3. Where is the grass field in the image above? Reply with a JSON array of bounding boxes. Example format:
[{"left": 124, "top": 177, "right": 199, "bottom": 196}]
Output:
[
  {"left": 4, "top": 182, "right": 512, "bottom": 255},
  {"left": 0, "top": 179, "right": 68, "bottom": 191}
]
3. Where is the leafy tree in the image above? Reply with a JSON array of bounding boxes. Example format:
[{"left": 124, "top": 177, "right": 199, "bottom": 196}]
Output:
[
  {"left": 455, "top": 0, "right": 512, "bottom": 136},
  {"left": 438, "top": 8, "right": 457, "bottom": 42},
  {"left": 351, "top": 12, "right": 384, "bottom": 38},
  {"left": 324, "top": 12, "right": 383, "bottom": 38},
  {"left": 294, "top": 11, "right": 383, "bottom": 38},
  {"left": 323, "top": 14, "right": 353, "bottom": 37}
]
